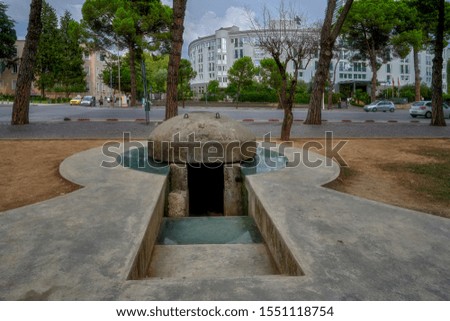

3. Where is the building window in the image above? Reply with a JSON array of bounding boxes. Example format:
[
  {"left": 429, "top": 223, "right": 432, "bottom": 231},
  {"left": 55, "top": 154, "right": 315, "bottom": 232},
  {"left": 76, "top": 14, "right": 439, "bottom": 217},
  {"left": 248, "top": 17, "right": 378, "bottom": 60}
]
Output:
[
  {"left": 386, "top": 64, "right": 391, "bottom": 73},
  {"left": 12, "top": 80, "right": 17, "bottom": 90},
  {"left": 400, "top": 64, "right": 409, "bottom": 74},
  {"left": 12, "top": 64, "right": 18, "bottom": 74},
  {"left": 353, "top": 62, "right": 366, "bottom": 72},
  {"left": 222, "top": 38, "right": 226, "bottom": 51}
]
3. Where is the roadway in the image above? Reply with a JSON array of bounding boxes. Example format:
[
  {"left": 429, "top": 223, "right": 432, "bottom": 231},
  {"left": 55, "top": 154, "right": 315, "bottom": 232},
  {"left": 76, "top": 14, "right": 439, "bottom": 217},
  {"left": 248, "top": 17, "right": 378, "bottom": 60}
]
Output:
[
  {"left": 1, "top": 103, "right": 449, "bottom": 139},
  {"left": 0, "top": 103, "right": 434, "bottom": 123}
]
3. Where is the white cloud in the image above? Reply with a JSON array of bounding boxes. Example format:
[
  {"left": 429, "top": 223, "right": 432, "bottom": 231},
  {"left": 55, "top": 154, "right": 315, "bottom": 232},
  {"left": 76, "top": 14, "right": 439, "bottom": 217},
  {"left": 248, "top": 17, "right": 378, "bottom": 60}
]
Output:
[{"left": 184, "top": 6, "right": 255, "bottom": 50}]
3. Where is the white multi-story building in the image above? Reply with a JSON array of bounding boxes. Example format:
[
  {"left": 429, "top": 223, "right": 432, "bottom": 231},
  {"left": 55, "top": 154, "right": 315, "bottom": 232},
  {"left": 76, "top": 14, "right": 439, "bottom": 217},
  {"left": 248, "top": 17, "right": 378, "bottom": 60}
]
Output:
[{"left": 188, "top": 25, "right": 448, "bottom": 98}]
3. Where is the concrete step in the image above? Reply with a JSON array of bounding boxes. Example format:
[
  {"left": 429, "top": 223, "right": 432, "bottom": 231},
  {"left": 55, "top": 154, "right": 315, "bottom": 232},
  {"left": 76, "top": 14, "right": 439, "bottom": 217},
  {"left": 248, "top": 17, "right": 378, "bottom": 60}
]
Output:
[{"left": 147, "top": 244, "right": 278, "bottom": 278}]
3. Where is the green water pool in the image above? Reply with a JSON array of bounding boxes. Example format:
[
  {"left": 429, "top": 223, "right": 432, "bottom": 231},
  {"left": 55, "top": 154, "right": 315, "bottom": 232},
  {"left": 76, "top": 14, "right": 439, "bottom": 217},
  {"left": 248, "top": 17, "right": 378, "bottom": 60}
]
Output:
[{"left": 157, "top": 216, "right": 264, "bottom": 245}]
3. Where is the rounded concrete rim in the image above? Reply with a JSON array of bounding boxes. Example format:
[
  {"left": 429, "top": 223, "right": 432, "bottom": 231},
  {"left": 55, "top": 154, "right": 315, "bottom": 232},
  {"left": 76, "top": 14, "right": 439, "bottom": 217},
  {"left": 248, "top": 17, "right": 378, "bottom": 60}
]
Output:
[{"left": 148, "top": 112, "right": 257, "bottom": 164}]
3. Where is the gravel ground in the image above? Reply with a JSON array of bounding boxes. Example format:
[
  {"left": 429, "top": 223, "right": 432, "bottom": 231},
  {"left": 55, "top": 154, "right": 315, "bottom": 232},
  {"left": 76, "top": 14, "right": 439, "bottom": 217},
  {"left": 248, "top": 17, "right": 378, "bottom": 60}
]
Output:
[{"left": 0, "top": 121, "right": 449, "bottom": 139}]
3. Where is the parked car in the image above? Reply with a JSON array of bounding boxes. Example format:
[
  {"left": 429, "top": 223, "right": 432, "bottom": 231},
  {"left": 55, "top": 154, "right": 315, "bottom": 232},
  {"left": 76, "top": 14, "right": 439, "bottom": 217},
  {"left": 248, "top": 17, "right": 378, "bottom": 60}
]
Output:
[
  {"left": 69, "top": 96, "right": 82, "bottom": 106},
  {"left": 363, "top": 100, "right": 395, "bottom": 112},
  {"left": 409, "top": 100, "right": 450, "bottom": 118},
  {"left": 80, "top": 96, "right": 96, "bottom": 107}
]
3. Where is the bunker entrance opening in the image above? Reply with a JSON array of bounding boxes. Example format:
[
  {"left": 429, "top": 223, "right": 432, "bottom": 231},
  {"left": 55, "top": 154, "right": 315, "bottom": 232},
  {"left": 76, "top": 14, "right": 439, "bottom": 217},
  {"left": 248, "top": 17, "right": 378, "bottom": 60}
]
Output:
[{"left": 188, "top": 163, "right": 224, "bottom": 216}]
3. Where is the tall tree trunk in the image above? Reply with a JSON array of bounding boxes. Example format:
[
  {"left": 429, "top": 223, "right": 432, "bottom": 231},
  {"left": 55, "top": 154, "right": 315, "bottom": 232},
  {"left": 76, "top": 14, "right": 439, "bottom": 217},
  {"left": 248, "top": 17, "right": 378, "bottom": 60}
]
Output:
[
  {"left": 165, "top": 0, "right": 187, "bottom": 120},
  {"left": 305, "top": 46, "right": 331, "bottom": 124},
  {"left": 369, "top": 56, "right": 377, "bottom": 102},
  {"left": 277, "top": 63, "right": 292, "bottom": 139},
  {"left": 11, "top": 0, "right": 43, "bottom": 125},
  {"left": 431, "top": 0, "right": 446, "bottom": 126},
  {"left": 413, "top": 47, "right": 421, "bottom": 101},
  {"left": 281, "top": 104, "right": 293, "bottom": 141},
  {"left": 129, "top": 43, "right": 137, "bottom": 107},
  {"left": 281, "top": 79, "right": 296, "bottom": 141},
  {"left": 305, "top": 0, "right": 353, "bottom": 125}
]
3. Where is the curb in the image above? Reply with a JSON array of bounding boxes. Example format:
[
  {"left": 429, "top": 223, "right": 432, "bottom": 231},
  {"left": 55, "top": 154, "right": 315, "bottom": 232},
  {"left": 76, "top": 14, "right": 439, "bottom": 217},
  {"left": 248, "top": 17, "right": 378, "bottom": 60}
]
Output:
[{"left": 40, "top": 118, "right": 434, "bottom": 124}]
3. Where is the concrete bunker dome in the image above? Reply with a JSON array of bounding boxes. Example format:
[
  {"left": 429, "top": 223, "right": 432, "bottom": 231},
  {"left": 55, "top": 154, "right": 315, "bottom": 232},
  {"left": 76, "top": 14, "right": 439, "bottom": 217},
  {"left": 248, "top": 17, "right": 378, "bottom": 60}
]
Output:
[{"left": 148, "top": 111, "right": 257, "bottom": 164}]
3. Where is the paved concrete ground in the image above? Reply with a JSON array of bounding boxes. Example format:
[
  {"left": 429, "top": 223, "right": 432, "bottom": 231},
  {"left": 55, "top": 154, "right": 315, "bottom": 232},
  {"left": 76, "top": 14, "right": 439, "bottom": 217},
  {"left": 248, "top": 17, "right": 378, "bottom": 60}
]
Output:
[{"left": 0, "top": 143, "right": 449, "bottom": 300}]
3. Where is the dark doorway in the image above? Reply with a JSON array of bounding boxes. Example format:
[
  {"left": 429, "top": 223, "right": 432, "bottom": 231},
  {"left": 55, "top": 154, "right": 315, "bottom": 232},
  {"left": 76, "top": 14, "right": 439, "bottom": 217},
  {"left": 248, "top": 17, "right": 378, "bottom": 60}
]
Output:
[{"left": 188, "top": 163, "right": 224, "bottom": 216}]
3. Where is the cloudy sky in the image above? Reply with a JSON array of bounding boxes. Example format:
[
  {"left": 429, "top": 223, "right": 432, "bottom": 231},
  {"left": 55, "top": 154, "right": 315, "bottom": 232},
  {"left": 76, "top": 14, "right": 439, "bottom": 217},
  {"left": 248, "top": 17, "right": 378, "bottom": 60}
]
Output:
[{"left": 3, "top": 0, "right": 326, "bottom": 56}]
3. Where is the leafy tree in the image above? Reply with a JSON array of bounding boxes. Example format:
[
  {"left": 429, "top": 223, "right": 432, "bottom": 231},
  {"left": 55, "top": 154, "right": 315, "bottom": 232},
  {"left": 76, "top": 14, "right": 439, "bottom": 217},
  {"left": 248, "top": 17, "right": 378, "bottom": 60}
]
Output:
[
  {"left": 55, "top": 11, "right": 86, "bottom": 97},
  {"left": 34, "top": 0, "right": 60, "bottom": 98},
  {"left": 178, "top": 58, "right": 196, "bottom": 107},
  {"left": 0, "top": 1, "right": 17, "bottom": 67},
  {"left": 11, "top": 0, "right": 43, "bottom": 125},
  {"left": 228, "top": 56, "right": 257, "bottom": 107},
  {"left": 305, "top": 0, "right": 353, "bottom": 125},
  {"left": 166, "top": 0, "right": 187, "bottom": 119},
  {"left": 206, "top": 80, "right": 223, "bottom": 101},
  {"left": 341, "top": 0, "right": 397, "bottom": 103},
  {"left": 101, "top": 54, "right": 132, "bottom": 94},
  {"left": 82, "top": 0, "right": 172, "bottom": 107},
  {"left": 259, "top": 58, "right": 283, "bottom": 107},
  {"left": 390, "top": 1, "right": 424, "bottom": 101},
  {"left": 251, "top": 2, "right": 319, "bottom": 139},
  {"left": 408, "top": 0, "right": 449, "bottom": 126},
  {"left": 144, "top": 53, "right": 169, "bottom": 96}
]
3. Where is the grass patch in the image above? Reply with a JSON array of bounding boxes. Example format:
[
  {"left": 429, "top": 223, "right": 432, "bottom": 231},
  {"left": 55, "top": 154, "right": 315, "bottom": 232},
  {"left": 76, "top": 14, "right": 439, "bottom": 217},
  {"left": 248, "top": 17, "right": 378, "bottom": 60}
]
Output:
[
  {"left": 324, "top": 166, "right": 358, "bottom": 189},
  {"left": 385, "top": 147, "right": 450, "bottom": 202}
]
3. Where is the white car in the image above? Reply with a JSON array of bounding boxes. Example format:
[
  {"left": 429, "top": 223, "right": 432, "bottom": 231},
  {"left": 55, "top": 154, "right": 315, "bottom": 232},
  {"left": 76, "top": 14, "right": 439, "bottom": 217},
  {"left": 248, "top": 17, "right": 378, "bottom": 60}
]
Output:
[
  {"left": 409, "top": 100, "right": 450, "bottom": 118},
  {"left": 363, "top": 100, "right": 395, "bottom": 112}
]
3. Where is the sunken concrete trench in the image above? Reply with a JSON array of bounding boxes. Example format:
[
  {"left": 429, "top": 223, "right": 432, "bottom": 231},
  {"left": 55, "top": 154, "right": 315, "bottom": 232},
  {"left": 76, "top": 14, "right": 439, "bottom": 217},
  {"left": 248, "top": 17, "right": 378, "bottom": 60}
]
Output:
[{"left": 127, "top": 112, "right": 302, "bottom": 279}]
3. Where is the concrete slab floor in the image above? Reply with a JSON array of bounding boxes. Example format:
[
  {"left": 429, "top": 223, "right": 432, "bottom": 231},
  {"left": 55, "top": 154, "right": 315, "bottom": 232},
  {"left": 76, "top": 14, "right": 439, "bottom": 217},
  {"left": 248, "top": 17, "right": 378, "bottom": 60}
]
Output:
[
  {"left": 0, "top": 144, "right": 449, "bottom": 300},
  {"left": 147, "top": 244, "right": 277, "bottom": 278}
]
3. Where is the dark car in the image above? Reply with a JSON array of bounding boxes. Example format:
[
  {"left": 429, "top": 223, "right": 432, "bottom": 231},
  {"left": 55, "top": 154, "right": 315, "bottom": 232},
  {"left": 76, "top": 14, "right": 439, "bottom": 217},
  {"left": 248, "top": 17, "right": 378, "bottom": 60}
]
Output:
[{"left": 80, "top": 96, "right": 96, "bottom": 107}]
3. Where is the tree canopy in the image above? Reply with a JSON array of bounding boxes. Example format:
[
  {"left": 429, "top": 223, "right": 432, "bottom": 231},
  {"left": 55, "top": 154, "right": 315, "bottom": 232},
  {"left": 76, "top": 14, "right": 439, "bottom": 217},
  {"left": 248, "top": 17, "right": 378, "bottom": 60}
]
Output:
[
  {"left": 0, "top": 1, "right": 17, "bottom": 65},
  {"left": 56, "top": 11, "right": 86, "bottom": 96},
  {"left": 34, "top": 2, "right": 85, "bottom": 97},
  {"left": 342, "top": 0, "right": 398, "bottom": 102},
  {"left": 228, "top": 57, "right": 257, "bottom": 97},
  {"left": 250, "top": 1, "right": 319, "bottom": 138},
  {"left": 178, "top": 58, "right": 196, "bottom": 107},
  {"left": 82, "top": 0, "right": 172, "bottom": 106},
  {"left": 34, "top": 0, "right": 60, "bottom": 97}
]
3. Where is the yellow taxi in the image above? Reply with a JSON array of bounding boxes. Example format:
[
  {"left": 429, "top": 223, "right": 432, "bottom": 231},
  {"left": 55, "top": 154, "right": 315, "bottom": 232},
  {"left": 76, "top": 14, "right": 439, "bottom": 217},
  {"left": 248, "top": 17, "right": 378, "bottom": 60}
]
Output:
[{"left": 70, "top": 95, "right": 82, "bottom": 106}]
